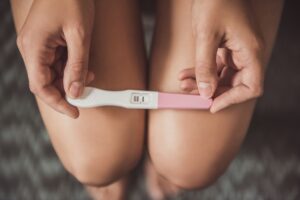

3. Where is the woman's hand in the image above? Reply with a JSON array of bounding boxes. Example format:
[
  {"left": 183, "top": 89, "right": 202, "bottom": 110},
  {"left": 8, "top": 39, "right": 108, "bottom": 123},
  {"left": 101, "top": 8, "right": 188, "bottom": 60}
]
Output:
[
  {"left": 179, "top": 0, "right": 265, "bottom": 113},
  {"left": 17, "top": 0, "right": 95, "bottom": 118}
]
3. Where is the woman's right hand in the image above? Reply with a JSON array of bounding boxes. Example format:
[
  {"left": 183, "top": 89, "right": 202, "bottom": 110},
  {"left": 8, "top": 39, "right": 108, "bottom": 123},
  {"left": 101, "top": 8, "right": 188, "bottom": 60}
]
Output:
[
  {"left": 17, "top": 0, "right": 95, "bottom": 118},
  {"left": 179, "top": 0, "right": 266, "bottom": 113}
]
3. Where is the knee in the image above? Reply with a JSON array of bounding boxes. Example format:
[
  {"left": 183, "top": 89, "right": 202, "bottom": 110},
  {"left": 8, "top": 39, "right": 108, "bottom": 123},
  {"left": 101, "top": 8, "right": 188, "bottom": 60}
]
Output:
[
  {"left": 152, "top": 155, "right": 229, "bottom": 190},
  {"left": 58, "top": 110, "right": 145, "bottom": 187},
  {"left": 161, "top": 166, "right": 225, "bottom": 190},
  {"left": 65, "top": 135, "right": 142, "bottom": 187},
  {"left": 68, "top": 150, "right": 141, "bottom": 187}
]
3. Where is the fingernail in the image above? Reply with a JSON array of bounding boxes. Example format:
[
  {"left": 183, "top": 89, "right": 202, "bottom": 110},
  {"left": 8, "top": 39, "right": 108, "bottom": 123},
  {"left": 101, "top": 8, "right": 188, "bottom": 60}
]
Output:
[
  {"left": 198, "top": 82, "right": 212, "bottom": 99},
  {"left": 210, "top": 107, "right": 217, "bottom": 113},
  {"left": 69, "top": 81, "right": 83, "bottom": 98}
]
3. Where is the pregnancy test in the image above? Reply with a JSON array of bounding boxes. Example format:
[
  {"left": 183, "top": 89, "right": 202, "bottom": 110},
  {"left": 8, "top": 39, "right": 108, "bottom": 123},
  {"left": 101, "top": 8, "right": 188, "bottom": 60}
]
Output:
[{"left": 66, "top": 87, "right": 212, "bottom": 109}]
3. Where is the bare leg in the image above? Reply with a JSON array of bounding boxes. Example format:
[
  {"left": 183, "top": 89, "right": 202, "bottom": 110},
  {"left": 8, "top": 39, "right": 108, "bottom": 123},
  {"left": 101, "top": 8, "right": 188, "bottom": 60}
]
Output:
[
  {"left": 10, "top": 0, "right": 146, "bottom": 199},
  {"left": 146, "top": 0, "right": 284, "bottom": 199}
]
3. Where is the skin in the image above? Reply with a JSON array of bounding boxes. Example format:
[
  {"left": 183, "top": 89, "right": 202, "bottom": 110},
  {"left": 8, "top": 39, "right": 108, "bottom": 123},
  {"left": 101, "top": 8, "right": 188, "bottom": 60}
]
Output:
[
  {"left": 191, "top": 0, "right": 266, "bottom": 113},
  {"left": 15, "top": 0, "right": 95, "bottom": 118},
  {"left": 11, "top": 0, "right": 146, "bottom": 199},
  {"left": 10, "top": 0, "right": 284, "bottom": 199},
  {"left": 146, "top": 0, "right": 284, "bottom": 199}
]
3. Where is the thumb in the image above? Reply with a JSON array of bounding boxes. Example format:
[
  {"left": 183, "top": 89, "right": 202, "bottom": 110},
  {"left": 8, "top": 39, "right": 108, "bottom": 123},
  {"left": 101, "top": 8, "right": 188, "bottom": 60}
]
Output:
[
  {"left": 195, "top": 33, "right": 220, "bottom": 99},
  {"left": 64, "top": 29, "right": 91, "bottom": 99}
]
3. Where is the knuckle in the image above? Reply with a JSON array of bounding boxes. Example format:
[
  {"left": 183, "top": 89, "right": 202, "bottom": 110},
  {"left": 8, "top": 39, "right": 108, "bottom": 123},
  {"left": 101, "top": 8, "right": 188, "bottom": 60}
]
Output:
[
  {"left": 70, "top": 24, "right": 90, "bottom": 43},
  {"left": 195, "top": 60, "right": 212, "bottom": 69},
  {"left": 28, "top": 84, "right": 36, "bottom": 94},
  {"left": 195, "top": 64, "right": 216, "bottom": 77},
  {"left": 251, "top": 86, "right": 264, "bottom": 98},
  {"left": 68, "top": 60, "right": 88, "bottom": 72},
  {"left": 28, "top": 83, "right": 40, "bottom": 94},
  {"left": 192, "top": 17, "right": 220, "bottom": 41},
  {"left": 196, "top": 28, "right": 220, "bottom": 42},
  {"left": 249, "top": 34, "right": 265, "bottom": 54},
  {"left": 16, "top": 32, "right": 32, "bottom": 50},
  {"left": 16, "top": 35, "right": 23, "bottom": 50}
]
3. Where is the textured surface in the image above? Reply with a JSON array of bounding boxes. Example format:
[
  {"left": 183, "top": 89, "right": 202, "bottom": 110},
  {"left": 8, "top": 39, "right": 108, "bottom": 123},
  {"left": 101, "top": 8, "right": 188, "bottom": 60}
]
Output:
[{"left": 0, "top": 0, "right": 300, "bottom": 200}]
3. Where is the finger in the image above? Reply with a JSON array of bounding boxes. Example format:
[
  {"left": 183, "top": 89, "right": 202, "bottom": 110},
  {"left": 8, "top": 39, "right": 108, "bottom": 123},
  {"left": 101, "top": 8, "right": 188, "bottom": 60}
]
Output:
[
  {"left": 63, "top": 28, "right": 91, "bottom": 99},
  {"left": 35, "top": 84, "right": 79, "bottom": 118},
  {"left": 180, "top": 78, "right": 231, "bottom": 97},
  {"left": 179, "top": 79, "right": 199, "bottom": 94},
  {"left": 86, "top": 71, "right": 95, "bottom": 85},
  {"left": 180, "top": 78, "right": 197, "bottom": 91},
  {"left": 210, "top": 84, "right": 252, "bottom": 113},
  {"left": 189, "top": 89, "right": 200, "bottom": 95},
  {"left": 53, "top": 63, "right": 94, "bottom": 93},
  {"left": 52, "top": 57, "right": 66, "bottom": 93},
  {"left": 179, "top": 68, "right": 226, "bottom": 95},
  {"left": 210, "top": 73, "right": 263, "bottom": 113},
  {"left": 216, "top": 48, "right": 228, "bottom": 75},
  {"left": 27, "top": 62, "right": 79, "bottom": 118},
  {"left": 178, "top": 49, "right": 226, "bottom": 81},
  {"left": 211, "top": 42, "right": 265, "bottom": 113},
  {"left": 29, "top": 65, "right": 79, "bottom": 118},
  {"left": 214, "top": 85, "right": 230, "bottom": 98},
  {"left": 178, "top": 68, "right": 196, "bottom": 80},
  {"left": 195, "top": 31, "right": 220, "bottom": 99},
  {"left": 218, "top": 66, "right": 237, "bottom": 87},
  {"left": 18, "top": 32, "right": 79, "bottom": 118}
]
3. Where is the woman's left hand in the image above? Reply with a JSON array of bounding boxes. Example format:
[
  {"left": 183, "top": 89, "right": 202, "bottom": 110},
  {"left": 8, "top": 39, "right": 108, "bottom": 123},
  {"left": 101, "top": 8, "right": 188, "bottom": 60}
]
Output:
[{"left": 179, "top": 0, "right": 265, "bottom": 113}]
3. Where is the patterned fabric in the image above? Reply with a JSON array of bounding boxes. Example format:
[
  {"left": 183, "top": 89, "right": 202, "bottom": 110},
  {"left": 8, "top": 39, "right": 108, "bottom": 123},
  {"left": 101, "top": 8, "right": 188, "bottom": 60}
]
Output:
[{"left": 0, "top": 0, "right": 299, "bottom": 199}]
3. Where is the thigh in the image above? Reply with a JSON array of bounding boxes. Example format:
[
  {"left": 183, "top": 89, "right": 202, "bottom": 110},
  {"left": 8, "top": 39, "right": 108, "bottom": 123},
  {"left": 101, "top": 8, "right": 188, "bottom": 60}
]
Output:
[
  {"left": 11, "top": 0, "right": 146, "bottom": 185},
  {"left": 148, "top": 0, "right": 283, "bottom": 188}
]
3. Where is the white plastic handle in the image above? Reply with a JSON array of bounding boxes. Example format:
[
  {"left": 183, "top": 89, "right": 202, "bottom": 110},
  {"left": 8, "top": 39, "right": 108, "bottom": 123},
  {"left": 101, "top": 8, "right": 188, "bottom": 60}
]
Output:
[{"left": 66, "top": 87, "right": 158, "bottom": 109}]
